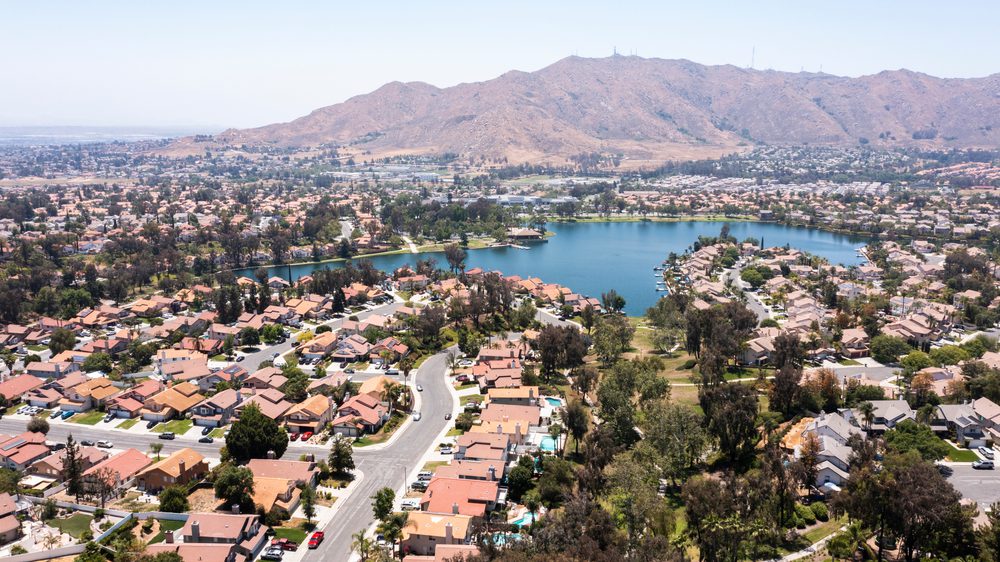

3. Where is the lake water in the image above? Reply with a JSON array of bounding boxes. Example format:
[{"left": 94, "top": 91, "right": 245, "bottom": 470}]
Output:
[{"left": 242, "top": 221, "right": 868, "bottom": 315}]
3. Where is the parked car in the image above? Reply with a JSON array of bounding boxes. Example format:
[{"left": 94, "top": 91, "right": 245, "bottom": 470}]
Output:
[
  {"left": 49, "top": 410, "right": 62, "bottom": 419},
  {"left": 455, "top": 374, "right": 470, "bottom": 382},
  {"left": 96, "top": 440, "right": 113, "bottom": 448},
  {"left": 290, "top": 432, "right": 300, "bottom": 441},
  {"left": 201, "top": 426, "right": 212, "bottom": 435},
  {"left": 307, "top": 531, "right": 324, "bottom": 549},
  {"left": 104, "top": 414, "right": 115, "bottom": 423},
  {"left": 974, "top": 460, "right": 995, "bottom": 470},
  {"left": 301, "top": 431, "right": 313, "bottom": 441},
  {"left": 937, "top": 464, "right": 954, "bottom": 476},
  {"left": 400, "top": 499, "right": 420, "bottom": 511},
  {"left": 440, "top": 446, "right": 453, "bottom": 455},
  {"left": 198, "top": 436, "right": 214, "bottom": 444},
  {"left": 344, "top": 368, "right": 355, "bottom": 374},
  {"left": 81, "top": 439, "right": 95, "bottom": 446},
  {"left": 61, "top": 410, "right": 75, "bottom": 420},
  {"left": 416, "top": 385, "right": 423, "bottom": 392},
  {"left": 270, "top": 538, "right": 298, "bottom": 551},
  {"left": 417, "top": 471, "right": 433, "bottom": 481},
  {"left": 410, "top": 480, "right": 428, "bottom": 491},
  {"left": 49, "top": 442, "right": 66, "bottom": 451},
  {"left": 146, "top": 420, "right": 158, "bottom": 429},
  {"left": 261, "top": 547, "right": 284, "bottom": 561},
  {"left": 159, "top": 432, "right": 175, "bottom": 440},
  {"left": 979, "top": 447, "right": 995, "bottom": 460}
]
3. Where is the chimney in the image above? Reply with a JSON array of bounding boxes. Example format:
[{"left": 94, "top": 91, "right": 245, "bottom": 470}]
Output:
[
  {"left": 451, "top": 502, "right": 459, "bottom": 515},
  {"left": 231, "top": 504, "right": 240, "bottom": 515},
  {"left": 191, "top": 521, "right": 200, "bottom": 541},
  {"left": 496, "top": 425, "right": 503, "bottom": 435},
  {"left": 445, "top": 522, "right": 454, "bottom": 542},
  {"left": 165, "top": 528, "right": 174, "bottom": 544},
  {"left": 528, "top": 388, "right": 534, "bottom": 399},
  {"left": 267, "top": 450, "right": 276, "bottom": 460},
  {"left": 179, "top": 460, "right": 186, "bottom": 474},
  {"left": 514, "top": 423, "right": 522, "bottom": 441},
  {"left": 488, "top": 465, "right": 496, "bottom": 481}
]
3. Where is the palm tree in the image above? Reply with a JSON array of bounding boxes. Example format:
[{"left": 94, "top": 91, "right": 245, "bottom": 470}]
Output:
[
  {"left": 351, "top": 531, "right": 374, "bottom": 562},
  {"left": 858, "top": 401, "right": 875, "bottom": 432},
  {"left": 376, "top": 512, "right": 409, "bottom": 559},
  {"left": 149, "top": 443, "right": 163, "bottom": 461},
  {"left": 381, "top": 383, "right": 404, "bottom": 413},
  {"left": 548, "top": 423, "right": 564, "bottom": 457},
  {"left": 399, "top": 355, "right": 416, "bottom": 388},
  {"left": 446, "top": 351, "right": 460, "bottom": 373}
]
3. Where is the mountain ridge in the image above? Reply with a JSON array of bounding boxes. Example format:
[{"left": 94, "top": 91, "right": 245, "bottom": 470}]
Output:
[{"left": 201, "top": 55, "right": 1000, "bottom": 166}]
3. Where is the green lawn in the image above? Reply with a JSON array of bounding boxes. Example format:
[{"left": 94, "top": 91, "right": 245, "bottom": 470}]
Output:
[
  {"left": 273, "top": 525, "right": 308, "bottom": 544},
  {"left": 209, "top": 427, "right": 227, "bottom": 438},
  {"left": 355, "top": 412, "right": 405, "bottom": 447},
  {"left": 446, "top": 428, "right": 465, "bottom": 437},
  {"left": 149, "top": 518, "right": 186, "bottom": 544},
  {"left": 117, "top": 418, "right": 139, "bottom": 430},
  {"left": 45, "top": 514, "right": 93, "bottom": 538},
  {"left": 422, "top": 460, "right": 448, "bottom": 472},
  {"left": 459, "top": 394, "right": 484, "bottom": 406},
  {"left": 456, "top": 382, "right": 477, "bottom": 390},
  {"left": 27, "top": 344, "right": 49, "bottom": 352},
  {"left": 70, "top": 410, "right": 106, "bottom": 425},
  {"left": 946, "top": 442, "right": 980, "bottom": 462},
  {"left": 153, "top": 419, "right": 194, "bottom": 435},
  {"left": 838, "top": 358, "right": 862, "bottom": 366}
]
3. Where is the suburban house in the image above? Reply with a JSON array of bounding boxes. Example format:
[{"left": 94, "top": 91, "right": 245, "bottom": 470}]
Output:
[
  {"left": 191, "top": 389, "right": 243, "bottom": 427},
  {"left": 934, "top": 403, "right": 986, "bottom": 448},
  {"left": 246, "top": 458, "right": 319, "bottom": 487},
  {"left": 330, "top": 393, "right": 390, "bottom": 437},
  {"left": 135, "top": 448, "right": 209, "bottom": 492},
  {"left": 330, "top": 334, "right": 373, "bottom": 363},
  {"left": 301, "top": 332, "right": 339, "bottom": 361},
  {"left": 974, "top": 397, "right": 1000, "bottom": 443},
  {"left": 838, "top": 328, "right": 871, "bottom": 358},
  {"left": 454, "top": 433, "right": 510, "bottom": 464},
  {"left": 0, "top": 432, "right": 50, "bottom": 471},
  {"left": 419, "top": 477, "right": 502, "bottom": 517},
  {"left": 243, "top": 367, "right": 287, "bottom": 391},
  {"left": 59, "top": 377, "right": 121, "bottom": 412},
  {"left": 25, "top": 386, "right": 63, "bottom": 409},
  {"left": 148, "top": 513, "right": 270, "bottom": 562},
  {"left": 0, "top": 374, "right": 45, "bottom": 402},
  {"left": 0, "top": 492, "right": 22, "bottom": 545},
  {"left": 141, "top": 382, "right": 205, "bottom": 422},
  {"left": 29, "top": 446, "right": 108, "bottom": 479},
  {"left": 235, "top": 388, "right": 292, "bottom": 422},
  {"left": 846, "top": 400, "right": 915, "bottom": 433},
  {"left": 485, "top": 387, "right": 539, "bottom": 407},
  {"left": 402, "top": 545, "right": 480, "bottom": 562},
  {"left": 401, "top": 512, "right": 473, "bottom": 556},
  {"left": 284, "top": 394, "right": 334, "bottom": 434},
  {"left": 82, "top": 448, "right": 152, "bottom": 496}
]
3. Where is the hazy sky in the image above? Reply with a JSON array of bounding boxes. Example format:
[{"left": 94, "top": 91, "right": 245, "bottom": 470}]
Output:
[{"left": 2, "top": 1, "right": 998, "bottom": 130}]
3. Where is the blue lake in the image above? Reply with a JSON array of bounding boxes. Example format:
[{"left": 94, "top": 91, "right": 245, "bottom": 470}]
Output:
[{"left": 243, "top": 221, "right": 869, "bottom": 315}]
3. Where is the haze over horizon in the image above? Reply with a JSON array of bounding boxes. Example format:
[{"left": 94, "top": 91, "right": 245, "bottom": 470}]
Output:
[{"left": 3, "top": 0, "right": 999, "bottom": 130}]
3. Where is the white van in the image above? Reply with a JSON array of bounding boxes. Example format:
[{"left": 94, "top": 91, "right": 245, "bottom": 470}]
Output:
[{"left": 417, "top": 471, "right": 433, "bottom": 481}]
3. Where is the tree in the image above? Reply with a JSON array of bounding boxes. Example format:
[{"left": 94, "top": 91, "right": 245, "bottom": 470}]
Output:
[
  {"left": 49, "top": 327, "right": 77, "bottom": 355},
  {"left": 238, "top": 327, "right": 260, "bottom": 347},
  {"left": 580, "top": 304, "right": 597, "bottom": 334},
  {"left": 740, "top": 268, "right": 765, "bottom": 289},
  {"left": 535, "top": 325, "right": 587, "bottom": 381},
  {"left": 870, "top": 334, "right": 912, "bottom": 364},
  {"left": 884, "top": 419, "right": 950, "bottom": 461},
  {"left": 769, "top": 364, "right": 802, "bottom": 416},
  {"left": 27, "top": 416, "right": 50, "bottom": 435},
  {"left": 506, "top": 463, "right": 534, "bottom": 502},
  {"left": 641, "top": 401, "right": 708, "bottom": 486},
  {"left": 225, "top": 402, "right": 288, "bottom": 462},
  {"left": 213, "top": 465, "right": 255, "bottom": 512},
  {"left": 63, "top": 434, "right": 83, "bottom": 501},
  {"left": 601, "top": 289, "right": 626, "bottom": 314},
  {"left": 328, "top": 435, "right": 355, "bottom": 475},
  {"left": 592, "top": 314, "right": 635, "bottom": 364},
  {"left": 564, "top": 400, "right": 589, "bottom": 455},
  {"left": 700, "top": 383, "right": 760, "bottom": 466},
  {"left": 91, "top": 466, "right": 118, "bottom": 508},
  {"left": 371, "top": 487, "right": 395, "bottom": 523},
  {"left": 149, "top": 442, "right": 163, "bottom": 461},
  {"left": 158, "top": 485, "right": 190, "bottom": 513},
  {"left": 798, "top": 432, "right": 821, "bottom": 489},
  {"left": 301, "top": 484, "right": 316, "bottom": 525},
  {"left": 443, "top": 243, "right": 467, "bottom": 273},
  {"left": 771, "top": 333, "right": 804, "bottom": 370},
  {"left": 979, "top": 503, "right": 1000, "bottom": 562},
  {"left": 352, "top": 531, "right": 374, "bottom": 562},
  {"left": 82, "top": 352, "right": 113, "bottom": 373},
  {"left": 376, "top": 512, "right": 409, "bottom": 559}
]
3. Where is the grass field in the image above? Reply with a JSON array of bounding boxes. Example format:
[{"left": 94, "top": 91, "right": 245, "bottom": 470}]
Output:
[
  {"left": 354, "top": 412, "right": 406, "bottom": 447},
  {"left": 116, "top": 418, "right": 139, "bottom": 430},
  {"left": 459, "top": 394, "right": 484, "bottom": 405},
  {"left": 45, "top": 514, "right": 93, "bottom": 538},
  {"left": 70, "top": 410, "right": 105, "bottom": 425},
  {"left": 946, "top": 442, "right": 979, "bottom": 462},
  {"left": 273, "top": 525, "right": 308, "bottom": 544},
  {"left": 149, "top": 519, "right": 186, "bottom": 544},
  {"left": 421, "top": 460, "right": 448, "bottom": 472},
  {"left": 209, "top": 427, "right": 227, "bottom": 438},
  {"left": 153, "top": 419, "right": 194, "bottom": 435}
]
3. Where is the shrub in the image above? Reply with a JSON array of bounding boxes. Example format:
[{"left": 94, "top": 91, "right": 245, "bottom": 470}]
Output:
[
  {"left": 681, "top": 359, "right": 698, "bottom": 370},
  {"left": 795, "top": 503, "right": 816, "bottom": 525},
  {"left": 810, "top": 502, "right": 829, "bottom": 521},
  {"left": 94, "top": 508, "right": 105, "bottom": 520},
  {"left": 11, "top": 545, "right": 27, "bottom": 555},
  {"left": 316, "top": 325, "right": 332, "bottom": 334}
]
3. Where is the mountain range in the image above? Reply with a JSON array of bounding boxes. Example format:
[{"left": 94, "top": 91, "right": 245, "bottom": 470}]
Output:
[{"left": 204, "top": 56, "right": 1000, "bottom": 166}]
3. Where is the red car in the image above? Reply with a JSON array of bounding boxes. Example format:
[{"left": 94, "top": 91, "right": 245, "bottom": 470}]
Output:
[
  {"left": 301, "top": 431, "right": 313, "bottom": 441},
  {"left": 271, "top": 538, "right": 298, "bottom": 551},
  {"left": 290, "top": 432, "right": 300, "bottom": 441},
  {"left": 307, "top": 531, "right": 324, "bottom": 549}
]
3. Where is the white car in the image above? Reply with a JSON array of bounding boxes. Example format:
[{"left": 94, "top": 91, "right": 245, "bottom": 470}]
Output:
[
  {"left": 400, "top": 499, "right": 420, "bottom": 511},
  {"left": 96, "top": 440, "right": 114, "bottom": 448}
]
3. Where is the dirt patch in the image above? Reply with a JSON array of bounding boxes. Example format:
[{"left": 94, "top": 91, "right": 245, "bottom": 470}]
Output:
[{"left": 188, "top": 488, "right": 224, "bottom": 513}]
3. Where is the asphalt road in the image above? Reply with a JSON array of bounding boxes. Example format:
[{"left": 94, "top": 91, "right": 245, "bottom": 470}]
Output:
[{"left": 942, "top": 464, "right": 1000, "bottom": 508}]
